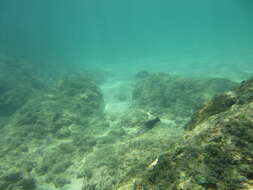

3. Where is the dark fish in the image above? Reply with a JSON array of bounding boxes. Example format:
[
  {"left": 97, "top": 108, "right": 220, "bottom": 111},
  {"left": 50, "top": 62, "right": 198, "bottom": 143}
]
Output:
[
  {"left": 144, "top": 117, "right": 161, "bottom": 130},
  {"left": 137, "top": 117, "right": 161, "bottom": 135}
]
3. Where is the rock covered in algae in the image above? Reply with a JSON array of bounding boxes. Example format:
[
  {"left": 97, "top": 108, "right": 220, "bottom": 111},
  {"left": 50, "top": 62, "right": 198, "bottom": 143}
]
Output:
[
  {"left": 132, "top": 72, "right": 238, "bottom": 118},
  {"left": 0, "top": 169, "right": 36, "bottom": 190},
  {"left": 0, "top": 75, "right": 105, "bottom": 189},
  {"left": 0, "top": 57, "right": 43, "bottom": 117},
  {"left": 124, "top": 77, "right": 253, "bottom": 190},
  {"left": 186, "top": 77, "right": 253, "bottom": 131},
  {"left": 12, "top": 76, "right": 104, "bottom": 137}
]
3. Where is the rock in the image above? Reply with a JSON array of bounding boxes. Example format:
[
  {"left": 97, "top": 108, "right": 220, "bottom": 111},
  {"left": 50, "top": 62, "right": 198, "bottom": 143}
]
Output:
[
  {"left": 186, "top": 77, "right": 253, "bottom": 131},
  {"left": 0, "top": 170, "right": 36, "bottom": 190},
  {"left": 132, "top": 72, "right": 238, "bottom": 119},
  {"left": 0, "top": 58, "right": 43, "bottom": 116},
  {"left": 125, "top": 76, "right": 253, "bottom": 190},
  {"left": 12, "top": 76, "right": 104, "bottom": 136}
]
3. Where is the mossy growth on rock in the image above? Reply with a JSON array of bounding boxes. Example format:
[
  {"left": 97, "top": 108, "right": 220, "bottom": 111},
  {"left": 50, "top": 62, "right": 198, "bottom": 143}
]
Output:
[
  {"left": 0, "top": 75, "right": 107, "bottom": 189},
  {"left": 1, "top": 61, "right": 251, "bottom": 190},
  {"left": 132, "top": 72, "right": 238, "bottom": 118},
  {"left": 51, "top": 76, "right": 104, "bottom": 116},
  {"left": 121, "top": 77, "right": 253, "bottom": 190},
  {"left": 185, "top": 92, "right": 237, "bottom": 130},
  {"left": 0, "top": 58, "right": 43, "bottom": 117},
  {"left": 0, "top": 169, "right": 36, "bottom": 190},
  {"left": 11, "top": 76, "right": 104, "bottom": 137},
  {"left": 186, "top": 76, "right": 253, "bottom": 131}
]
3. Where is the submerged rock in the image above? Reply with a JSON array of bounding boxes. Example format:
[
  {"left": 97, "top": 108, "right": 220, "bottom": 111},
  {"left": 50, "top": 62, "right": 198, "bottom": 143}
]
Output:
[
  {"left": 12, "top": 76, "right": 104, "bottom": 137},
  {"left": 0, "top": 76, "right": 105, "bottom": 189},
  {"left": 0, "top": 170, "right": 36, "bottom": 190},
  {"left": 132, "top": 72, "right": 239, "bottom": 119},
  {"left": 1, "top": 64, "right": 250, "bottom": 190},
  {"left": 186, "top": 77, "right": 253, "bottom": 130},
  {"left": 124, "top": 76, "right": 253, "bottom": 190},
  {"left": 0, "top": 58, "right": 43, "bottom": 117}
]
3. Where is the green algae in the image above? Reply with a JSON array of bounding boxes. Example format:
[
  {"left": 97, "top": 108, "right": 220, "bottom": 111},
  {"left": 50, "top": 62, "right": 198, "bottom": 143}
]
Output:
[
  {"left": 0, "top": 59, "right": 43, "bottom": 117},
  {"left": 132, "top": 72, "right": 238, "bottom": 119},
  {"left": 0, "top": 59, "right": 252, "bottom": 190},
  {"left": 128, "top": 78, "right": 253, "bottom": 190},
  {"left": 0, "top": 170, "right": 36, "bottom": 190}
]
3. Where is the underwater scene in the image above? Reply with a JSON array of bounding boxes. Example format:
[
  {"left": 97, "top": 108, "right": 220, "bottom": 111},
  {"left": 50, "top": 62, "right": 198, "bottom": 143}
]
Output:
[{"left": 0, "top": 0, "right": 253, "bottom": 190}]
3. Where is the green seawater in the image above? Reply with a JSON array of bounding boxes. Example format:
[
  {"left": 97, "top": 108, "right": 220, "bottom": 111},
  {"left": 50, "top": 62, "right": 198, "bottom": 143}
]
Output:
[
  {"left": 0, "top": 1, "right": 253, "bottom": 190},
  {"left": 0, "top": 0, "right": 253, "bottom": 78}
]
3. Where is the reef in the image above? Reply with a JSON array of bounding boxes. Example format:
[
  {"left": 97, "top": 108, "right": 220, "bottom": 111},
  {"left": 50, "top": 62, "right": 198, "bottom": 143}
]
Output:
[
  {"left": 132, "top": 72, "right": 238, "bottom": 120},
  {"left": 0, "top": 59, "right": 252, "bottom": 190},
  {"left": 0, "top": 61, "right": 105, "bottom": 189},
  {"left": 122, "top": 77, "right": 253, "bottom": 190}
]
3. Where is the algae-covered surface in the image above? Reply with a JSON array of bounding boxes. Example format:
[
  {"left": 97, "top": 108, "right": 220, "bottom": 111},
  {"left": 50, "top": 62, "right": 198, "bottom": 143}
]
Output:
[
  {"left": 126, "top": 78, "right": 253, "bottom": 190},
  {"left": 1, "top": 1, "right": 253, "bottom": 189},
  {"left": 0, "top": 58, "right": 253, "bottom": 190}
]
